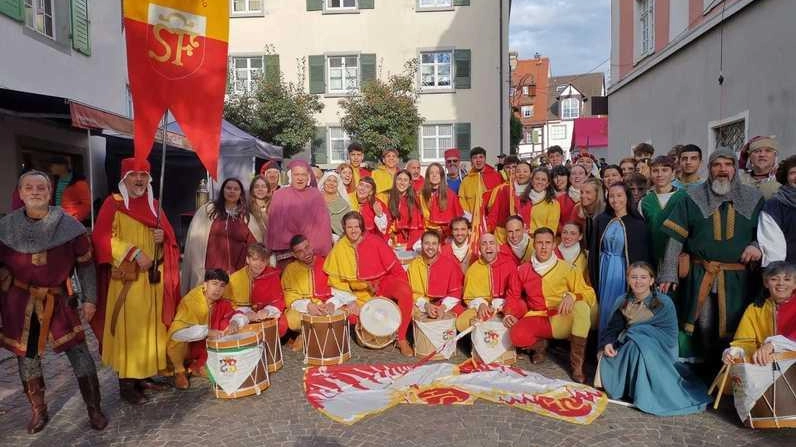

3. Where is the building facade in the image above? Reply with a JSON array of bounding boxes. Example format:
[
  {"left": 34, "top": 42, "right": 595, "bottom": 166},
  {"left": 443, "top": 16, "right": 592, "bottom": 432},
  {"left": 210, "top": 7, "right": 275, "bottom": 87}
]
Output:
[
  {"left": 227, "top": 0, "right": 511, "bottom": 167},
  {"left": 608, "top": 0, "right": 796, "bottom": 163}
]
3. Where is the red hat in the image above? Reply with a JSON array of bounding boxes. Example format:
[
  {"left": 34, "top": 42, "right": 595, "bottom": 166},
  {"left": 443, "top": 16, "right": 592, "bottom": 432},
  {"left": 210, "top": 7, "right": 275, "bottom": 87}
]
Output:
[
  {"left": 444, "top": 148, "right": 461, "bottom": 160},
  {"left": 259, "top": 160, "right": 278, "bottom": 176},
  {"left": 120, "top": 157, "right": 151, "bottom": 178}
]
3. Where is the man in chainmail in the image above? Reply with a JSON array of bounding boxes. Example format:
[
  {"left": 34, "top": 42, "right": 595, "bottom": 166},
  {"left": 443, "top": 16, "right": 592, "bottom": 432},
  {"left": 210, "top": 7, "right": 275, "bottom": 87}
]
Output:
[
  {"left": 658, "top": 148, "right": 764, "bottom": 365},
  {"left": 0, "top": 170, "right": 107, "bottom": 433}
]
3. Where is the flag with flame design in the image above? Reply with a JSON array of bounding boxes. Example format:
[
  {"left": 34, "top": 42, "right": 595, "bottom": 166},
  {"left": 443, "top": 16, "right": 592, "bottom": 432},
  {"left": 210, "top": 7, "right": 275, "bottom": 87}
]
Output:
[{"left": 123, "top": 0, "right": 228, "bottom": 177}]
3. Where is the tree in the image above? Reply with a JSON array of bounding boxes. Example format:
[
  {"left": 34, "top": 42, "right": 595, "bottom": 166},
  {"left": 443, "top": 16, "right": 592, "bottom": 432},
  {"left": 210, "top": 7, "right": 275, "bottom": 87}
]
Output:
[
  {"left": 510, "top": 112, "right": 523, "bottom": 155},
  {"left": 224, "top": 57, "right": 323, "bottom": 159},
  {"left": 339, "top": 60, "right": 424, "bottom": 162}
]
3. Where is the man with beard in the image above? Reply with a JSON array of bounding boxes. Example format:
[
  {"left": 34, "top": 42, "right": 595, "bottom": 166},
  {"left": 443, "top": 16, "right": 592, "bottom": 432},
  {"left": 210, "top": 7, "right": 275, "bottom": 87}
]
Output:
[
  {"left": 441, "top": 217, "right": 477, "bottom": 273},
  {"left": 498, "top": 215, "right": 533, "bottom": 266},
  {"left": 444, "top": 148, "right": 465, "bottom": 194},
  {"left": 406, "top": 159, "right": 424, "bottom": 191},
  {"left": 739, "top": 136, "right": 782, "bottom": 200},
  {"left": 659, "top": 148, "right": 764, "bottom": 363},
  {"left": 408, "top": 231, "right": 465, "bottom": 318}
]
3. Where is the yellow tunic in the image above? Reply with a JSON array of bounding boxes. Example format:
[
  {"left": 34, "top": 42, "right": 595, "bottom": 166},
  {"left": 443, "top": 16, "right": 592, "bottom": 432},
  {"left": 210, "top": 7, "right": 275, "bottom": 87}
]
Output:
[
  {"left": 168, "top": 286, "right": 209, "bottom": 337},
  {"left": 225, "top": 267, "right": 252, "bottom": 308},
  {"left": 730, "top": 299, "right": 776, "bottom": 359},
  {"left": 281, "top": 260, "right": 325, "bottom": 307},
  {"left": 458, "top": 172, "right": 486, "bottom": 217},
  {"left": 538, "top": 261, "right": 596, "bottom": 313},
  {"left": 324, "top": 237, "right": 376, "bottom": 306},
  {"left": 529, "top": 199, "right": 561, "bottom": 234},
  {"left": 372, "top": 165, "right": 395, "bottom": 195},
  {"left": 102, "top": 212, "right": 168, "bottom": 379}
]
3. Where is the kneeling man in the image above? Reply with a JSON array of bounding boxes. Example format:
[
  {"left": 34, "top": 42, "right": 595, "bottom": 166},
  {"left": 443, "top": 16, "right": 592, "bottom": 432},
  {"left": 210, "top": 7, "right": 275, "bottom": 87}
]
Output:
[{"left": 408, "top": 230, "right": 465, "bottom": 318}]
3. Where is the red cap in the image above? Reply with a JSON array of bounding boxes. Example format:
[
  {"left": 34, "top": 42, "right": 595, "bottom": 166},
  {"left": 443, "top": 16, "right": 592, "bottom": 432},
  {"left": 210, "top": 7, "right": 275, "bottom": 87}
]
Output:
[
  {"left": 121, "top": 157, "right": 150, "bottom": 178},
  {"left": 259, "top": 160, "right": 278, "bottom": 176},
  {"left": 444, "top": 148, "right": 461, "bottom": 160}
]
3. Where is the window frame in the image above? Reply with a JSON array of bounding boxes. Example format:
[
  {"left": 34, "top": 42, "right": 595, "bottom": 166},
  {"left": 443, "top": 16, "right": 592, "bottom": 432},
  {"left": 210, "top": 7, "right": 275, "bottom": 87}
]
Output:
[
  {"left": 521, "top": 105, "right": 533, "bottom": 118},
  {"left": 420, "top": 123, "right": 455, "bottom": 162},
  {"left": 328, "top": 126, "right": 352, "bottom": 164},
  {"left": 550, "top": 124, "right": 566, "bottom": 140},
  {"left": 707, "top": 110, "right": 749, "bottom": 159},
  {"left": 636, "top": 0, "right": 655, "bottom": 61},
  {"left": 522, "top": 85, "right": 529, "bottom": 96},
  {"left": 325, "top": 0, "right": 358, "bottom": 13},
  {"left": 231, "top": 55, "right": 264, "bottom": 94},
  {"left": 561, "top": 97, "right": 581, "bottom": 120},
  {"left": 419, "top": 49, "right": 454, "bottom": 92},
  {"left": 231, "top": 0, "right": 263, "bottom": 16},
  {"left": 416, "top": 0, "right": 454, "bottom": 12},
  {"left": 24, "top": 0, "right": 55, "bottom": 40},
  {"left": 326, "top": 53, "right": 360, "bottom": 95}
]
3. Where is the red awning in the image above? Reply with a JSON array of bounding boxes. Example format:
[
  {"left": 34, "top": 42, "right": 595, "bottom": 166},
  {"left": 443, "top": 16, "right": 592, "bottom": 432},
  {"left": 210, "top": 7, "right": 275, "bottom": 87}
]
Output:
[{"left": 571, "top": 117, "right": 608, "bottom": 149}]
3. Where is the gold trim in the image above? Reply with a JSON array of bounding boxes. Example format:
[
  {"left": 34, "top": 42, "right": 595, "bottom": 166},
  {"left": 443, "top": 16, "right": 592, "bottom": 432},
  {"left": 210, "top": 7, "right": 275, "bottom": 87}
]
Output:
[
  {"left": 713, "top": 211, "right": 722, "bottom": 241},
  {"left": 718, "top": 272, "right": 727, "bottom": 338},
  {"left": 51, "top": 326, "right": 85, "bottom": 349},
  {"left": 663, "top": 219, "right": 689, "bottom": 239},
  {"left": 726, "top": 203, "right": 735, "bottom": 240}
]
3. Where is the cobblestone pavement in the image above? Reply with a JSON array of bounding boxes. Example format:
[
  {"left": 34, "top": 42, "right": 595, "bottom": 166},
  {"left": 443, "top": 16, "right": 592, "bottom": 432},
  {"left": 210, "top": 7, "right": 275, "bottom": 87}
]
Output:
[{"left": 1, "top": 330, "right": 793, "bottom": 447}]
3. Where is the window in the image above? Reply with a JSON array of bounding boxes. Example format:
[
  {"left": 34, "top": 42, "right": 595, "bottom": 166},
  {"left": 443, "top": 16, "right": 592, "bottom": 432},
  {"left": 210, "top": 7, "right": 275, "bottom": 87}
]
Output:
[
  {"left": 421, "top": 124, "right": 454, "bottom": 161},
  {"left": 524, "top": 131, "right": 533, "bottom": 144},
  {"left": 522, "top": 86, "right": 529, "bottom": 96},
  {"left": 327, "top": 55, "right": 359, "bottom": 94},
  {"left": 712, "top": 120, "right": 746, "bottom": 153},
  {"left": 232, "top": 0, "right": 262, "bottom": 14},
  {"left": 328, "top": 127, "right": 351, "bottom": 163},
  {"left": 638, "top": 0, "right": 654, "bottom": 57},
  {"left": 550, "top": 124, "right": 566, "bottom": 140},
  {"left": 561, "top": 97, "right": 580, "bottom": 120},
  {"left": 420, "top": 51, "right": 453, "bottom": 89},
  {"left": 509, "top": 87, "right": 516, "bottom": 97},
  {"left": 24, "top": 0, "right": 54, "bottom": 39},
  {"left": 531, "top": 128, "right": 542, "bottom": 145},
  {"left": 419, "top": 0, "right": 452, "bottom": 7},
  {"left": 327, "top": 0, "right": 356, "bottom": 10},
  {"left": 556, "top": 84, "right": 568, "bottom": 94},
  {"left": 521, "top": 106, "right": 533, "bottom": 118},
  {"left": 231, "top": 56, "right": 263, "bottom": 94}
]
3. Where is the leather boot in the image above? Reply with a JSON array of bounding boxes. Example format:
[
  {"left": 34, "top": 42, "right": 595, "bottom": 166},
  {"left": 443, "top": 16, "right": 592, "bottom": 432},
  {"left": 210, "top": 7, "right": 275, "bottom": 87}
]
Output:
[
  {"left": 530, "top": 339, "right": 548, "bottom": 364},
  {"left": 118, "top": 378, "right": 148, "bottom": 405},
  {"left": 136, "top": 377, "right": 170, "bottom": 392},
  {"left": 77, "top": 375, "right": 108, "bottom": 430},
  {"left": 23, "top": 377, "right": 49, "bottom": 434},
  {"left": 569, "top": 336, "right": 587, "bottom": 384},
  {"left": 173, "top": 372, "right": 190, "bottom": 390}
]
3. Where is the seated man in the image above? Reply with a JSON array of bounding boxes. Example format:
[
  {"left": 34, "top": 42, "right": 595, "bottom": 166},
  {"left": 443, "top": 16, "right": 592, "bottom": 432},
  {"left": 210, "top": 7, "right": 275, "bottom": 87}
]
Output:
[
  {"left": 498, "top": 215, "right": 533, "bottom": 266},
  {"left": 226, "top": 243, "right": 288, "bottom": 337},
  {"left": 503, "top": 227, "right": 596, "bottom": 383},
  {"left": 456, "top": 233, "right": 516, "bottom": 332},
  {"left": 324, "top": 211, "right": 414, "bottom": 356},
  {"left": 282, "top": 234, "right": 359, "bottom": 351},
  {"left": 408, "top": 230, "right": 465, "bottom": 318},
  {"left": 166, "top": 269, "right": 249, "bottom": 390},
  {"left": 441, "top": 217, "right": 478, "bottom": 274}
]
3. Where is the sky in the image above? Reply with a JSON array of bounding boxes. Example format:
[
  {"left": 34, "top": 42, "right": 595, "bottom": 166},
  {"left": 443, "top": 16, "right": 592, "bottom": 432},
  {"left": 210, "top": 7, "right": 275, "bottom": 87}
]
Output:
[{"left": 509, "top": 0, "right": 611, "bottom": 77}]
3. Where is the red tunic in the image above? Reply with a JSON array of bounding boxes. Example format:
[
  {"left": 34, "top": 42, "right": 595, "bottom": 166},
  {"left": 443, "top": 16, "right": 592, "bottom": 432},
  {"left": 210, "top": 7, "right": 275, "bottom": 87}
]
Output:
[
  {"left": 556, "top": 193, "right": 577, "bottom": 229},
  {"left": 387, "top": 194, "right": 424, "bottom": 247},
  {"left": 187, "top": 298, "right": 240, "bottom": 372},
  {"left": 358, "top": 198, "right": 391, "bottom": 239},
  {"left": 440, "top": 242, "right": 477, "bottom": 274},
  {"left": 424, "top": 254, "right": 464, "bottom": 300},
  {"left": 412, "top": 177, "right": 425, "bottom": 192},
  {"left": 205, "top": 217, "right": 256, "bottom": 275},
  {"left": 485, "top": 183, "right": 521, "bottom": 232},
  {"left": 504, "top": 264, "right": 548, "bottom": 318},
  {"left": 251, "top": 266, "right": 286, "bottom": 312},
  {"left": 421, "top": 188, "right": 464, "bottom": 239}
]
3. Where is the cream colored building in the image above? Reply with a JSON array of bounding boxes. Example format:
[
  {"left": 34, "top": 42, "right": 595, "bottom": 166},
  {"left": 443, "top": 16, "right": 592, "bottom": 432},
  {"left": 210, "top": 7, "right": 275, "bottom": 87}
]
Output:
[{"left": 227, "top": 0, "right": 511, "bottom": 167}]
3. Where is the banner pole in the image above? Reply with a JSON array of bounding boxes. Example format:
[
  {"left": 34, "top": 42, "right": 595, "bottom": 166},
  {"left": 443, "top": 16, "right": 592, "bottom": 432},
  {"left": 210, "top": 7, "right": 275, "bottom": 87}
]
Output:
[{"left": 156, "top": 113, "right": 168, "bottom": 226}]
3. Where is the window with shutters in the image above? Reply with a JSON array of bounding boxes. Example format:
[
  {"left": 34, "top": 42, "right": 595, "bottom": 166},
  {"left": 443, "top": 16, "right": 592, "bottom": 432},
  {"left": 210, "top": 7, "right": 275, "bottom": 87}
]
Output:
[
  {"left": 24, "top": 0, "right": 55, "bottom": 39},
  {"left": 421, "top": 124, "right": 454, "bottom": 162},
  {"left": 232, "top": 0, "right": 262, "bottom": 14},
  {"left": 327, "top": 55, "right": 359, "bottom": 94},
  {"left": 418, "top": 0, "right": 452, "bottom": 8},
  {"left": 326, "top": 0, "right": 356, "bottom": 10},
  {"left": 328, "top": 127, "right": 351, "bottom": 164},
  {"left": 231, "top": 56, "right": 263, "bottom": 94},
  {"left": 420, "top": 51, "right": 452, "bottom": 89}
]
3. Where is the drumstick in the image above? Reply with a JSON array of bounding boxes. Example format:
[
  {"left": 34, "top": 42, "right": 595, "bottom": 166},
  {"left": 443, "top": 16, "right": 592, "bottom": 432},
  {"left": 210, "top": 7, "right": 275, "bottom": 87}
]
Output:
[
  {"left": 708, "top": 363, "right": 727, "bottom": 395},
  {"left": 713, "top": 363, "right": 732, "bottom": 410}
]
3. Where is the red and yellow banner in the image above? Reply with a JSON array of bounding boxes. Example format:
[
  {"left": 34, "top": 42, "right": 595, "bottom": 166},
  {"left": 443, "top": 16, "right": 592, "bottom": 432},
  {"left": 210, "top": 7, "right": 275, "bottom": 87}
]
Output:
[{"left": 124, "top": 0, "right": 229, "bottom": 177}]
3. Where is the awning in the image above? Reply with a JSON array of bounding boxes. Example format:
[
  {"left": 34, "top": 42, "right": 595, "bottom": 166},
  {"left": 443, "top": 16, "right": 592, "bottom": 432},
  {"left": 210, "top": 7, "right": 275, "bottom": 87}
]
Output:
[
  {"left": 70, "top": 102, "right": 191, "bottom": 149},
  {"left": 571, "top": 117, "right": 608, "bottom": 150}
]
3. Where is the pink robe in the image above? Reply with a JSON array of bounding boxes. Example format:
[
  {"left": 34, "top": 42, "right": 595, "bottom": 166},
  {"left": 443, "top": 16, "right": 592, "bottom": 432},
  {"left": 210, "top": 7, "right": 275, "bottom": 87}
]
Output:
[{"left": 267, "top": 186, "right": 332, "bottom": 256}]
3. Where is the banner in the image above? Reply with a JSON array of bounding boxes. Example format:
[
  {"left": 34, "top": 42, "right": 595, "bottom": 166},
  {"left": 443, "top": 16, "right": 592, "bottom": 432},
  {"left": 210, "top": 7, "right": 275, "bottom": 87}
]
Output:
[
  {"left": 207, "top": 344, "right": 263, "bottom": 395},
  {"left": 305, "top": 362, "right": 607, "bottom": 425},
  {"left": 123, "top": 0, "right": 228, "bottom": 177}
]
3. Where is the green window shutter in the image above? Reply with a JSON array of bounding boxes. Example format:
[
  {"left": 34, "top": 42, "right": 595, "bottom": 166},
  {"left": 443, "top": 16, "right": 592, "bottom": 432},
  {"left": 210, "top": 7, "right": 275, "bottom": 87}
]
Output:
[
  {"left": 312, "top": 127, "right": 328, "bottom": 165},
  {"left": 226, "top": 57, "right": 234, "bottom": 94},
  {"left": 264, "top": 54, "right": 280, "bottom": 84},
  {"left": 453, "top": 0, "right": 470, "bottom": 6},
  {"left": 360, "top": 53, "right": 377, "bottom": 86},
  {"left": 359, "top": 0, "right": 375, "bottom": 9},
  {"left": 306, "top": 0, "right": 323, "bottom": 11},
  {"left": 455, "top": 123, "right": 471, "bottom": 159},
  {"left": 454, "top": 49, "right": 471, "bottom": 89},
  {"left": 70, "top": 0, "right": 91, "bottom": 56},
  {"left": 0, "top": 0, "right": 23, "bottom": 21},
  {"left": 308, "top": 55, "right": 326, "bottom": 94}
]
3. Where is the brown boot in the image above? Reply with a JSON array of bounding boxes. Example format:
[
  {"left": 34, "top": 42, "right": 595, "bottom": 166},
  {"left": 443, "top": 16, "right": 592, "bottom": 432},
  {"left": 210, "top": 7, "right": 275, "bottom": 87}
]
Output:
[
  {"left": 137, "top": 377, "right": 170, "bottom": 392},
  {"left": 77, "top": 375, "right": 108, "bottom": 430},
  {"left": 118, "top": 378, "right": 147, "bottom": 405},
  {"left": 397, "top": 339, "right": 413, "bottom": 357},
  {"left": 23, "top": 377, "right": 49, "bottom": 434},
  {"left": 569, "top": 336, "right": 587, "bottom": 384},
  {"left": 530, "top": 339, "right": 548, "bottom": 364},
  {"left": 290, "top": 334, "right": 305, "bottom": 353},
  {"left": 173, "top": 372, "right": 190, "bottom": 390}
]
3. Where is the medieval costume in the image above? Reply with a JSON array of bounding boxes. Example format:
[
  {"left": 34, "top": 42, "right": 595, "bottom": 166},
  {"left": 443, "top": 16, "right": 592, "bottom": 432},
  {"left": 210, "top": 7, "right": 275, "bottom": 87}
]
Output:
[
  {"left": 758, "top": 184, "right": 796, "bottom": 266},
  {"left": 386, "top": 192, "right": 424, "bottom": 248},
  {"left": 458, "top": 164, "right": 503, "bottom": 221},
  {"left": 419, "top": 186, "right": 464, "bottom": 240},
  {"left": 441, "top": 239, "right": 478, "bottom": 275},
  {"left": 498, "top": 235, "right": 533, "bottom": 266},
  {"left": 456, "top": 255, "right": 515, "bottom": 332},
  {"left": 281, "top": 255, "right": 355, "bottom": 331},
  {"left": 351, "top": 196, "right": 390, "bottom": 239},
  {"left": 639, "top": 185, "right": 687, "bottom": 269},
  {"left": 555, "top": 242, "right": 588, "bottom": 278},
  {"left": 226, "top": 265, "right": 288, "bottom": 337},
  {"left": 484, "top": 181, "right": 526, "bottom": 243},
  {"left": 407, "top": 253, "right": 465, "bottom": 316},
  {"left": 518, "top": 193, "right": 561, "bottom": 235},
  {"left": 372, "top": 164, "right": 398, "bottom": 195},
  {"left": 319, "top": 172, "right": 352, "bottom": 239}
]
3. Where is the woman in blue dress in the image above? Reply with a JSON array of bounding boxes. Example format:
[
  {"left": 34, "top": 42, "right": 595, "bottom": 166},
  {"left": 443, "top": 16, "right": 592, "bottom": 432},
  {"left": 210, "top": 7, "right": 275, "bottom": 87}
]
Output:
[
  {"left": 588, "top": 182, "right": 651, "bottom": 339},
  {"left": 597, "top": 262, "right": 710, "bottom": 416}
]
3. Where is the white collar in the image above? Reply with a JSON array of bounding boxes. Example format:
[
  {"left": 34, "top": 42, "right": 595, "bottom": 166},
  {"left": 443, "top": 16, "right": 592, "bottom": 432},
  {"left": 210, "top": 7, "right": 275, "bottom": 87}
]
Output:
[
  {"left": 508, "top": 234, "right": 530, "bottom": 259},
  {"left": 568, "top": 186, "right": 581, "bottom": 203},
  {"left": 557, "top": 242, "right": 581, "bottom": 263},
  {"left": 528, "top": 189, "right": 546, "bottom": 205},
  {"left": 118, "top": 173, "right": 157, "bottom": 218},
  {"left": 451, "top": 240, "right": 469, "bottom": 261},
  {"left": 532, "top": 255, "right": 557, "bottom": 275}
]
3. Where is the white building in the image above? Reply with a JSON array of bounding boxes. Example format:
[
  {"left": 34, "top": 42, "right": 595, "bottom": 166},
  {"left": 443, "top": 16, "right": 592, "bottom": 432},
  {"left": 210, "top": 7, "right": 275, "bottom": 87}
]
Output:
[{"left": 227, "top": 0, "right": 511, "bottom": 167}]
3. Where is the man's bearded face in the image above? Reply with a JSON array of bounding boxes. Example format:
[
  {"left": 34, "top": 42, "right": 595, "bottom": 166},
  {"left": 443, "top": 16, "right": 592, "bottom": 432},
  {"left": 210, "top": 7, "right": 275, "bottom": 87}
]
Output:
[{"left": 709, "top": 157, "right": 735, "bottom": 195}]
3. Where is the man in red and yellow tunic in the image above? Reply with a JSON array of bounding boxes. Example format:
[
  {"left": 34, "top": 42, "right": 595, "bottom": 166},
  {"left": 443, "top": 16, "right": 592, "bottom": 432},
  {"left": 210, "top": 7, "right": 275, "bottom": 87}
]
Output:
[
  {"left": 441, "top": 217, "right": 478, "bottom": 274},
  {"left": 1, "top": 170, "right": 107, "bottom": 433},
  {"left": 458, "top": 147, "right": 503, "bottom": 223},
  {"left": 498, "top": 215, "right": 533, "bottom": 266},
  {"left": 503, "top": 227, "right": 597, "bottom": 383},
  {"left": 408, "top": 231, "right": 465, "bottom": 318},
  {"left": 348, "top": 142, "right": 371, "bottom": 185},
  {"left": 456, "top": 233, "right": 516, "bottom": 332},
  {"left": 93, "top": 158, "right": 180, "bottom": 406},
  {"left": 324, "top": 211, "right": 414, "bottom": 356}
]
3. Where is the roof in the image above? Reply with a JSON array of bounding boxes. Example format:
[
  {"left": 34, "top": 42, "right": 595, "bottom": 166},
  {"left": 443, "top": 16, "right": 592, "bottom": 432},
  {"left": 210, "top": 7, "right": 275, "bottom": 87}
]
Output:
[{"left": 547, "top": 72, "right": 606, "bottom": 120}]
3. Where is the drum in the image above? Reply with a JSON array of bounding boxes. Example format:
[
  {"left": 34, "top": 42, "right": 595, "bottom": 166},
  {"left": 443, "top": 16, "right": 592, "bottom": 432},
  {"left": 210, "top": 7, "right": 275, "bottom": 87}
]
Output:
[
  {"left": 302, "top": 312, "right": 351, "bottom": 366},
  {"left": 471, "top": 318, "right": 516, "bottom": 365},
  {"left": 206, "top": 331, "right": 269, "bottom": 399},
  {"left": 356, "top": 297, "right": 402, "bottom": 349},
  {"left": 244, "top": 319, "right": 283, "bottom": 373},
  {"left": 735, "top": 351, "right": 796, "bottom": 429},
  {"left": 413, "top": 311, "right": 457, "bottom": 360}
]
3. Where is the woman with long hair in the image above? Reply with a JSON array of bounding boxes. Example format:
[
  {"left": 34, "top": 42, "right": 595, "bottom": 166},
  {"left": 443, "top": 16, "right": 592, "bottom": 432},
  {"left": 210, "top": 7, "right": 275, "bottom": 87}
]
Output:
[
  {"left": 552, "top": 165, "right": 576, "bottom": 229},
  {"left": 419, "top": 162, "right": 463, "bottom": 239},
  {"left": 182, "top": 177, "right": 261, "bottom": 293},
  {"left": 350, "top": 176, "right": 390, "bottom": 238},
  {"left": 386, "top": 170, "right": 424, "bottom": 248},
  {"left": 597, "top": 262, "right": 709, "bottom": 416},
  {"left": 573, "top": 177, "right": 604, "bottom": 244},
  {"left": 589, "top": 183, "right": 651, "bottom": 337},
  {"left": 319, "top": 170, "right": 352, "bottom": 239},
  {"left": 337, "top": 162, "right": 356, "bottom": 195},
  {"left": 248, "top": 175, "right": 273, "bottom": 243},
  {"left": 484, "top": 161, "right": 532, "bottom": 243},
  {"left": 518, "top": 167, "right": 560, "bottom": 234}
]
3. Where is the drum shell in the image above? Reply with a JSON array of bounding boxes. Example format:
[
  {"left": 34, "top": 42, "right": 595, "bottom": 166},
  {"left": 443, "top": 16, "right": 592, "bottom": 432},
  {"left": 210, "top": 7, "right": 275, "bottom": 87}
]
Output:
[
  {"left": 356, "top": 297, "right": 401, "bottom": 349},
  {"left": 206, "top": 331, "right": 270, "bottom": 399},
  {"left": 413, "top": 311, "right": 457, "bottom": 360},
  {"left": 244, "top": 319, "right": 283, "bottom": 373},
  {"left": 745, "top": 352, "right": 796, "bottom": 429},
  {"left": 302, "top": 313, "right": 352, "bottom": 366}
]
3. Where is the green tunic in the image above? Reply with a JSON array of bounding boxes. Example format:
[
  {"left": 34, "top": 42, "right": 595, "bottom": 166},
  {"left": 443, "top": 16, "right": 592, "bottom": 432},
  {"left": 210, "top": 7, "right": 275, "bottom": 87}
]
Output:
[
  {"left": 640, "top": 187, "right": 687, "bottom": 269},
  {"left": 661, "top": 195, "right": 763, "bottom": 338}
]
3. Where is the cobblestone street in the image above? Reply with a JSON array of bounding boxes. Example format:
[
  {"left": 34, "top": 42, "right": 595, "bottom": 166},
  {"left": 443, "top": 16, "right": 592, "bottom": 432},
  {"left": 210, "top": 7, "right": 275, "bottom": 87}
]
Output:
[{"left": 0, "top": 330, "right": 793, "bottom": 447}]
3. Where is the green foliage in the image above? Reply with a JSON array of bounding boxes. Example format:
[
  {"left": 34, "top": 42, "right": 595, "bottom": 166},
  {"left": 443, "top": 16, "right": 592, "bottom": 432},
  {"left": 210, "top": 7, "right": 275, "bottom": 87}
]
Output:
[
  {"left": 338, "top": 59, "right": 424, "bottom": 162},
  {"left": 224, "top": 57, "right": 324, "bottom": 159},
  {"left": 510, "top": 112, "right": 523, "bottom": 154}
]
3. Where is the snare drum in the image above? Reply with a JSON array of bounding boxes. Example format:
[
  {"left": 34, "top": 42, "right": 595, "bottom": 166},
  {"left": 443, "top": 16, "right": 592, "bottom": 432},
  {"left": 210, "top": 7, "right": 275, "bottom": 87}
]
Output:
[
  {"left": 244, "top": 319, "right": 283, "bottom": 373},
  {"left": 206, "top": 331, "right": 269, "bottom": 399},
  {"left": 732, "top": 351, "right": 796, "bottom": 429},
  {"left": 302, "top": 312, "right": 352, "bottom": 366},
  {"left": 471, "top": 318, "right": 516, "bottom": 365},
  {"left": 413, "top": 311, "right": 457, "bottom": 360},
  {"left": 356, "top": 297, "right": 402, "bottom": 349}
]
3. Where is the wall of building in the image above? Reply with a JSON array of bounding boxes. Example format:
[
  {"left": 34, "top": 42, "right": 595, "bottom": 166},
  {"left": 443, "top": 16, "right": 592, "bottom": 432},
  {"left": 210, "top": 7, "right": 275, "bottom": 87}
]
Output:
[{"left": 608, "top": 0, "right": 796, "bottom": 163}]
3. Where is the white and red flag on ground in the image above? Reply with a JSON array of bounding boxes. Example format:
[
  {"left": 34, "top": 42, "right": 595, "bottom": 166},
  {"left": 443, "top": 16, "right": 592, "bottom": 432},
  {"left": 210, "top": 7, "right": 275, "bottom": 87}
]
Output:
[{"left": 123, "top": 0, "right": 228, "bottom": 178}]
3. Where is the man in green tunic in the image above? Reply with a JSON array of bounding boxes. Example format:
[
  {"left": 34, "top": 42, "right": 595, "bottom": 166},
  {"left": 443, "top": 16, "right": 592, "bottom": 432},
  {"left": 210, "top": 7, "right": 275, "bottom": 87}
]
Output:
[
  {"left": 658, "top": 148, "right": 764, "bottom": 364},
  {"left": 640, "top": 155, "right": 688, "bottom": 269}
]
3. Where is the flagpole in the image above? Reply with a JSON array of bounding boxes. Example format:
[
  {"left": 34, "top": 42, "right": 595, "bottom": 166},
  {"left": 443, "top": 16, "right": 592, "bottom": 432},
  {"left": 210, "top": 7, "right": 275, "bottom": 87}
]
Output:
[{"left": 157, "top": 113, "right": 168, "bottom": 226}]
